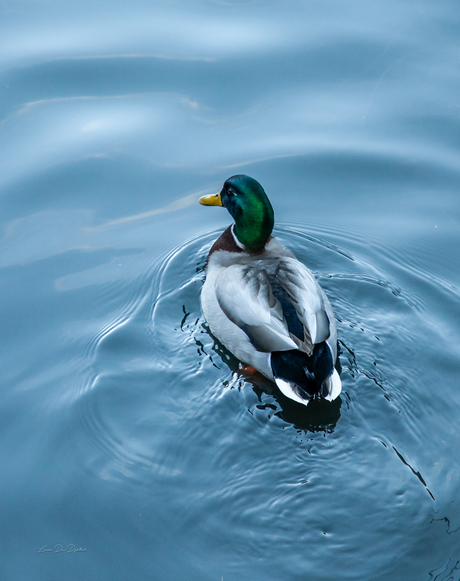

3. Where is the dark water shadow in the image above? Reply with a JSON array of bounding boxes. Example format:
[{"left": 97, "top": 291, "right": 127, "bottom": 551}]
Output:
[{"left": 274, "top": 393, "right": 342, "bottom": 433}]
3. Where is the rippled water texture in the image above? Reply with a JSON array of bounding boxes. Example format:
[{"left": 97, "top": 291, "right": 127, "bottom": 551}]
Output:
[{"left": 1, "top": 0, "right": 460, "bottom": 580}]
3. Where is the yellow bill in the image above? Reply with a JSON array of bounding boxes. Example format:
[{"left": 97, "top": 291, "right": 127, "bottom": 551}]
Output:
[{"left": 199, "top": 191, "right": 223, "bottom": 206}]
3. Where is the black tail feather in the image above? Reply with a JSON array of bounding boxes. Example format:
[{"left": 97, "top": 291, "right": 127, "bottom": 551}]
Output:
[{"left": 271, "top": 343, "right": 333, "bottom": 398}]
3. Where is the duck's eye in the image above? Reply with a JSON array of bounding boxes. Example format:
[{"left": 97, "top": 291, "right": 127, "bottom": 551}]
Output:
[{"left": 227, "top": 188, "right": 236, "bottom": 197}]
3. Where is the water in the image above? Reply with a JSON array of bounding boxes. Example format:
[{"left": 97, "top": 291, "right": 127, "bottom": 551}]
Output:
[{"left": 1, "top": 0, "right": 460, "bottom": 579}]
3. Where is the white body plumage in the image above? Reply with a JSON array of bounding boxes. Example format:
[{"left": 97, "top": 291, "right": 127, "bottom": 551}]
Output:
[{"left": 201, "top": 235, "right": 341, "bottom": 404}]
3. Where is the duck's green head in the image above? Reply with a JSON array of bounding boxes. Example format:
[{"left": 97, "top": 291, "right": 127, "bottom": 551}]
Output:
[{"left": 199, "top": 175, "right": 274, "bottom": 252}]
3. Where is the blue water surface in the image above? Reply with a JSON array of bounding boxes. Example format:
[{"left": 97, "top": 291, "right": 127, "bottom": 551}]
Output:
[{"left": 1, "top": 0, "right": 460, "bottom": 579}]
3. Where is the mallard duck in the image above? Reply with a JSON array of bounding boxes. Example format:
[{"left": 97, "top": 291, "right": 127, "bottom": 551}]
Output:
[{"left": 199, "top": 175, "right": 341, "bottom": 405}]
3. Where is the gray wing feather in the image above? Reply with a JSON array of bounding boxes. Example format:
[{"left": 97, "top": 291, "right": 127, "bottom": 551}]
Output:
[
  {"left": 214, "top": 264, "right": 298, "bottom": 353},
  {"left": 214, "top": 257, "right": 332, "bottom": 354},
  {"left": 276, "top": 257, "right": 331, "bottom": 345}
]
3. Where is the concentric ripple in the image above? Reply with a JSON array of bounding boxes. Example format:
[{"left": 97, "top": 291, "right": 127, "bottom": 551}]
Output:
[{"left": 63, "top": 221, "right": 460, "bottom": 578}]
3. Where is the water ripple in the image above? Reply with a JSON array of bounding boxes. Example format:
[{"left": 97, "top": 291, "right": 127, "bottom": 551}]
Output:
[{"left": 60, "top": 220, "right": 460, "bottom": 578}]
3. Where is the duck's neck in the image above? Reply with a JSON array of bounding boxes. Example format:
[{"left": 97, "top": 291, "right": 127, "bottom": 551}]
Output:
[
  {"left": 232, "top": 205, "right": 274, "bottom": 252},
  {"left": 231, "top": 225, "right": 246, "bottom": 250}
]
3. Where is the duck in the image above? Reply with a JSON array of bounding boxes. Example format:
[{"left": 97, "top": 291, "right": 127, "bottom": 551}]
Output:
[{"left": 199, "top": 174, "right": 341, "bottom": 405}]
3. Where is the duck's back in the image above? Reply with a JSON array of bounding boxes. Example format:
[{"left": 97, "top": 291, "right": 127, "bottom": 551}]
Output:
[{"left": 202, "top": 234, "right": 339, "bottom": 391}]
